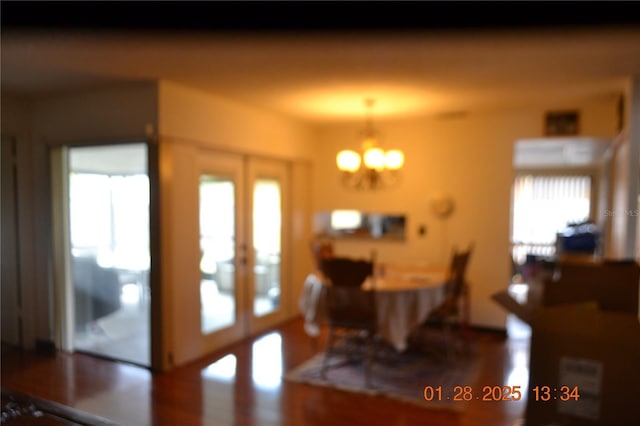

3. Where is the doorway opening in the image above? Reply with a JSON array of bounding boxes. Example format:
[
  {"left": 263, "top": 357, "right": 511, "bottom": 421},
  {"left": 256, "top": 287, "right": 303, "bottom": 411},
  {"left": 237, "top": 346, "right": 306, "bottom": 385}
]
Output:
[
  {"left": 54, "top": 143, "right": 151, "bottom": 366},
  {"left": 508, "top": 136, "right": 609, "bottom": 339}
]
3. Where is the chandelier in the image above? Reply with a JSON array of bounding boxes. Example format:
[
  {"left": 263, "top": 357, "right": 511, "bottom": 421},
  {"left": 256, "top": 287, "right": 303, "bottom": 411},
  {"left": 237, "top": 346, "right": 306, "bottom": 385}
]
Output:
[{"left": 336, "top": 99, "right": 404, "bottom": 190}]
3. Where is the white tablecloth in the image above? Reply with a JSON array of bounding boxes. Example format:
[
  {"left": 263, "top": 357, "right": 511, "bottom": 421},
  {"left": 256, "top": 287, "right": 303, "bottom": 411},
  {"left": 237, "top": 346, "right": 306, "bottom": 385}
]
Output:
[{"left": 299, "top": 268, "right": 447, "bottom": 352}]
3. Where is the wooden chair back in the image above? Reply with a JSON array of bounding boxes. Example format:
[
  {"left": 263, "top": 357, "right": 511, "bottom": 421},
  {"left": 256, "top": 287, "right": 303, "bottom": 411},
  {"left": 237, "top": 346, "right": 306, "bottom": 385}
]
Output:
[
  {"left": 320, "top": 257, "right": 373, "bottom": 288},
  {"left": 446, "top": 244, "right": 473, "bottom": 299}
]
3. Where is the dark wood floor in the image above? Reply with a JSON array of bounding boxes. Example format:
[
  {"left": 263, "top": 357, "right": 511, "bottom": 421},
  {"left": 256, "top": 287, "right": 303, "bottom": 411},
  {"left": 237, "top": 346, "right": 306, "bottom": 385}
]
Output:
[{"left": 1, "top": 317, "right": 529, "bottom": 426}]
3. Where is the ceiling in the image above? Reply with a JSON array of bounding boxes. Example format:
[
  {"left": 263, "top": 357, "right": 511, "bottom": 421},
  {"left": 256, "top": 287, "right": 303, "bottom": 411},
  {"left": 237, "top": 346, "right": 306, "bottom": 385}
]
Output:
[
  {"left": 0, "top": 5, "right": 640, "bottom": 167},
  {"left": 3, "top": 23, "right": 640, "bottom": 124}
]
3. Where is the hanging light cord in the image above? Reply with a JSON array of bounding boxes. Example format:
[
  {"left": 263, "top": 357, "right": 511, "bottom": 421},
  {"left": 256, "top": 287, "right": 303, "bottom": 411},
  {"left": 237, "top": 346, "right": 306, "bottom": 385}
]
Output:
[{"left": 364, "top": 98, "right": 375, "bottom": 140}]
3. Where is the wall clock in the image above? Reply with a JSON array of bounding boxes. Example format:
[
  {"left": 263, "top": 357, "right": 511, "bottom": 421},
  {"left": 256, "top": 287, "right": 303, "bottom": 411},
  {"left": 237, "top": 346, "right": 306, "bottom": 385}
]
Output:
[{"left": 430, "top": 194, "right": 455, "bottom": 219}]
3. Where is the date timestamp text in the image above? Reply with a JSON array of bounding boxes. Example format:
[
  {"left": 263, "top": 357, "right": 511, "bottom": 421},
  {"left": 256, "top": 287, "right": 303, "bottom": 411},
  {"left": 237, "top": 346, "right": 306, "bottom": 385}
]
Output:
[
  {"left": 423, "top": 385, "right": 580, "bottom": 402},
  {"left": 423, "top": 385, "right": 523, "bottom": 401}
]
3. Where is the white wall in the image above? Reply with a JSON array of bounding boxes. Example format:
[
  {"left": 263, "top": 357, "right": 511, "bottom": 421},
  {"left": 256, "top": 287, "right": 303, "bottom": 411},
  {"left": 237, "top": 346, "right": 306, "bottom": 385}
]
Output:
[
  {"left": 31, "top": 83, "right": 158, "bottom": 143},
  {"left": 608, "top": 134, "right": 632, "bottom": 258},
  {"left": 158, "top": 80, "right": 317, "bottom": 160},
  {"left": 312, "top": 97, "right": 619, "bottom": 329},
  {"left": 627, "top": 77, "right": 640, "bottom": 259},
  {"left": 606, "top": 77, "right": 640, "bottom": 259}
]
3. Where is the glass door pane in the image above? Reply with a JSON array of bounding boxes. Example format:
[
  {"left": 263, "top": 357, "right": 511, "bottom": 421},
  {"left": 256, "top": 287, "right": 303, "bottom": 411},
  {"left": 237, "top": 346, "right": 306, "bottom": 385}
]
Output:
[
  {"left": 200, "top": 175, "right": 236, "bottom": 334},
  {"left": 197, "top": 151, "right": 246, "bottom": 355},
  {"left": 253, "top": 179, "right": 281, "bottom": 317},
  {"left": 68, "top": 143, "right": 150, "bottom": 366},
  {"left": 247, "top": 157, "right": 289, "bottom": 334}
]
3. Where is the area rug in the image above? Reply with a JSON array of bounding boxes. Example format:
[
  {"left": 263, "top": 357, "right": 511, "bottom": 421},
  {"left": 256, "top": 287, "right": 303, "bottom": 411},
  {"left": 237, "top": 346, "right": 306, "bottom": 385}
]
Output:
[{"left": 285, "top": 348, "right": 481, "bottom": 412}]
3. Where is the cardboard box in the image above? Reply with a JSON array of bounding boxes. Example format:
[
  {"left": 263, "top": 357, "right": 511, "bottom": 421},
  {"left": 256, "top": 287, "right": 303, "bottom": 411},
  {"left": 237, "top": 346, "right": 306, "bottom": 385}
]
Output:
[
  {"left": 526, "top": 305, "right": 640, "bottom": 425},
  {"left": 492, "top": 260, "right": 640, "bottom": 426},
  {"left": 542, "top": 260, "right": 639, "bottom": 314},
  {"left": 493, "top": 261, "right": 640, "bottom": 326}
]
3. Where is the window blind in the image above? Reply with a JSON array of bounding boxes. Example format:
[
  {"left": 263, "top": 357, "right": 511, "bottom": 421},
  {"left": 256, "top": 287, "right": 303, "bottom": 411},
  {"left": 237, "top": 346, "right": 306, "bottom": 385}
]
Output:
[{"left": 511, "top": 174, "right": 591, "bottom": 264}]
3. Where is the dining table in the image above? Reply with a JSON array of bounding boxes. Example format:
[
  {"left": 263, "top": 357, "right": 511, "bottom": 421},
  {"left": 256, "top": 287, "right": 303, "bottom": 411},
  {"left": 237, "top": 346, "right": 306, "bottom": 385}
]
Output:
[{"left": 298, "top": 263, "right": 449, "bottom": 352}]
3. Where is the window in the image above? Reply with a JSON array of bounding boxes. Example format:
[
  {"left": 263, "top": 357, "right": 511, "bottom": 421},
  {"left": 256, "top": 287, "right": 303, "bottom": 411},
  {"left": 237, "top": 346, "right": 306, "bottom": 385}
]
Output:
[
  {"left": 69, "top": 173, "right": 150, "bottom": 270},
  {"left": 511, "top": 174, "right": 592, "bottom": 264}
]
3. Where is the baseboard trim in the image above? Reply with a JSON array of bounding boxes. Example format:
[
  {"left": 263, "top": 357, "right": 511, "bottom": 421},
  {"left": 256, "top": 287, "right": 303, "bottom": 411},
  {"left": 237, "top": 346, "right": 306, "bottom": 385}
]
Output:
[
  {"left": 35, "top": 339, "right": 56, "bottom": 355},
  {"left": 470, "top": 326, "right": 508, "bottom": 337}
]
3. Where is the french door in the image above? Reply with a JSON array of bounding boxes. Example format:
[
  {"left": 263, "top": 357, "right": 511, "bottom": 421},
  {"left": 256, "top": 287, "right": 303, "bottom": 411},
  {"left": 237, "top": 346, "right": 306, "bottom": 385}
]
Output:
[{"left": 198, "top": 151, "right": 289, "bottom": 353}]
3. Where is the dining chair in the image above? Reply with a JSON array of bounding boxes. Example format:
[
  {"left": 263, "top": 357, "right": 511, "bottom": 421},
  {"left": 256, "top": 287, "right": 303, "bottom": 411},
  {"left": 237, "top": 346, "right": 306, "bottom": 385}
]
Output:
[
  {"left": 319, "top": 256, "right": 379, "bottom": 387},
  {"left": 415, "top": 243, "right": 474, "bottom": 361}
]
